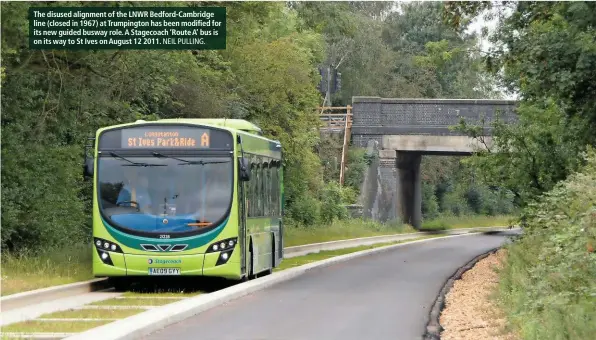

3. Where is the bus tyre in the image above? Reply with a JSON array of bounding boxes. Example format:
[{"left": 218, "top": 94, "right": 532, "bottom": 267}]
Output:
[{"left": 109, "top": 277, "right": 131, "bottom": 292}]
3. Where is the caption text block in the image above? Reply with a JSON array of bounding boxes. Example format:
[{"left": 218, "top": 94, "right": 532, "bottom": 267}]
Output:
[{"left": 29, "top": 7, "right": 226, "bottom": 50}]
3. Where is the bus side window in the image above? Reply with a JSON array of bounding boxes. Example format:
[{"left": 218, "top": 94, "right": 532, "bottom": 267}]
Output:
[
  {"left": 264, "top": 161, "right": 269, "bottom": 217},
  {"left": 273, "top": 162, "right": 278, "bottom": 216},
  {"left": 259, "top": 162, "right": 264, "bottom": 217},
  {"left": 248, "top": 163, "right": 255, "bottom": 218},
  {"left": 256, "top": 163, "right": 262, "bottom": 217},
  {"left": 269, "top": 161, "right": 274, "bottom": 217}
]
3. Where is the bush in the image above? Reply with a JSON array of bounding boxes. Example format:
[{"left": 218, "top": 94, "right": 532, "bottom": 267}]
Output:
[
  {"left": 420, "top": 156, "right": 517, "bottom": 219},
  {"left": 1, "top": 144, "right": 89, "bottom": 252},
  {"left": 319, "top": 182, "right": 349, "bottom": 223},
  {"left": 344, "top": 147, "right": 368, "bottom": 195},
  {"left": 441, "top": 186, "right": 471, "bottom": 216},
  {"left": 421, "top": 219, "right": 448, "bottom": 230},
  {"left": 496, "top": 148, "right": 596, "bottom": 340},
  {"left": 464, "top": 186, "right": 483, "bottom": 214},
  {"left": 422, "top": 181, "right": 440, "bottom": 219},
  {"left": 287, "top": 194, "right": 321, "bottom": 225},
  {"left": 340, "top": 185, "right": 358, "bottom": 204}
]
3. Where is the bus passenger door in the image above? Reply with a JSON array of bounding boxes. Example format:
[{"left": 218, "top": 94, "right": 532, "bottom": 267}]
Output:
[{"left": 238, "top": 174, "right": 247, "bottom": 276}]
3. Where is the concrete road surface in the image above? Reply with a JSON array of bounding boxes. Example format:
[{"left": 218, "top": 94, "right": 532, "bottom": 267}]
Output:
[{"left": 144, "top": 231, "right": 519, "bottom": 340}]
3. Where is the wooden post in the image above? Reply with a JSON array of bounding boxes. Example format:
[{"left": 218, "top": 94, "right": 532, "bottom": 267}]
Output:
[{"left": 339, "top": 105, "right": 352, "bottom": 186}]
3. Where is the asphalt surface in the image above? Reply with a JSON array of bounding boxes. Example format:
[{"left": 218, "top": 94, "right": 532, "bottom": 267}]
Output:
[{"left": 144, "top": 231, "right": 519, "bottom": 340}]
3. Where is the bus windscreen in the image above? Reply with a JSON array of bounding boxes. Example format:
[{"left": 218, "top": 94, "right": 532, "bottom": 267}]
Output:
[{"left": 97, "top": 154, "right": 233, "bottom": 236}]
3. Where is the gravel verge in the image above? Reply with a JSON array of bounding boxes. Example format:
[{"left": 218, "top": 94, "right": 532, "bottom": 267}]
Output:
[
  {"left": 439, "top": 249, "right": 519, "bottom": 340},
  {"left": 423, "top": 247, "right": 498, "bottom": 340}
]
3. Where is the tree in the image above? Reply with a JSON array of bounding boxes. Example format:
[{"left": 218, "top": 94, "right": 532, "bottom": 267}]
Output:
[
  {"left": 445, "top": 1, "right": 596, "bottom": 205},
  {"left": 0, "top": 1, "right": 326, "bottom": 251}
]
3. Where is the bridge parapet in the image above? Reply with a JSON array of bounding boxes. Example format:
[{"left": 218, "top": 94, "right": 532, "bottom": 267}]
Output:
[{"left": 351, "top": 96, "right": 518, "bottom": 149}]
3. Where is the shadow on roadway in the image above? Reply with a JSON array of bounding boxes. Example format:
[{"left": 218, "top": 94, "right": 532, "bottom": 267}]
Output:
[{"left": 121, "top": 276, "right": 242, "bottom": 295}]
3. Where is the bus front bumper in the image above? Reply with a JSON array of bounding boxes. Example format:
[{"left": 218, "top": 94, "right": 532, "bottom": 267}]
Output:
[{"left": 93, "top": 248, "right": 241, "bottom": 279}]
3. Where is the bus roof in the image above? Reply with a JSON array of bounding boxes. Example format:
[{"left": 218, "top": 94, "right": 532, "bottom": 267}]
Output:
[{"left": 156, "top": 118, "right": 263, "bottom": 136}]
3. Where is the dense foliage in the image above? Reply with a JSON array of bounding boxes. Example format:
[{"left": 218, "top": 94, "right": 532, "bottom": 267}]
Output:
[
  {"left": 497, "top": 149, "right": 596, "bottom": 340},
  {"left": 444, "top": 2, "right": 596, "bottom": 338},
  {"left": 295, "top": 1, "right": 500, "bottom": 105},
  {"left": 1, "top": 1, "right": 327, "bottom": 251},
  {"left": 446, "top": 1, "right": 596, "bottom": 205},
  {"left": 1, "top": 1, "right": 508, "bottom": 253},
  {"left": 300, "top": 1, "right": 515, "bottom": 221},
  {"left": 420, "top": 156, "right": 515, "bottom": 219}
]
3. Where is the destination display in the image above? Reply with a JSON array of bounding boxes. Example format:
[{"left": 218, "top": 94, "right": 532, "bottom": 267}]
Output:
[
  {"left": 122, "top": 128, "right": 210, "bottom": 148},
  {"left": 98, "top": 125, "right": 233, "bottom": 150}
]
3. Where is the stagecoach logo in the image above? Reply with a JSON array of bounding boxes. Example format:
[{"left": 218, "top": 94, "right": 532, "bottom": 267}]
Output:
[
  {"left": 162, "top": 219, "right": 168, "bottom": 224},
  {"left": 147, "top": 258, "right": 182, "bottom": 265}
]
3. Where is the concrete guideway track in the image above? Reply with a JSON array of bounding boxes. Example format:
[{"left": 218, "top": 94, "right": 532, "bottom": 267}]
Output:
[{"left": 144, "top": 231, "right": 519, "bottom": 340}]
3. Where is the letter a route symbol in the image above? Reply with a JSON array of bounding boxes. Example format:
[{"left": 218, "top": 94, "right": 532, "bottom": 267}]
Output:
[{"left": 201, "top": 132, "right": 209, "bottom": 147}]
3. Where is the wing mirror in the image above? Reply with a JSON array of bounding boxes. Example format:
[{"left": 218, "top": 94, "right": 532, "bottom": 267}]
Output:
[
  {"left": 239, "top": 157, "right": 251, "bottom": 181},
  {"left": 83, "top": 136, "right": 95, "bottom": 179},
  {"left": 83, "top": 156, "right": 94, "bottom": 178}
]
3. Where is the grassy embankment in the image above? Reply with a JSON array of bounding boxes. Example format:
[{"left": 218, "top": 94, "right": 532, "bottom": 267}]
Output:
[
  {"left": 491, "top": 154, "right": 596, "bottom": 340},
  {"left": 1, "top": 215, "right": 513, "bottom": 296},
  {"left": 419, "top": 214, "right": 514, "bottom": 231}
]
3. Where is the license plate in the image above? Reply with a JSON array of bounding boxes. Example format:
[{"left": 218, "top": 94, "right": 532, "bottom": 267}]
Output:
[{"left": 148, "top": 268, "right": 181, "bottom": 275}]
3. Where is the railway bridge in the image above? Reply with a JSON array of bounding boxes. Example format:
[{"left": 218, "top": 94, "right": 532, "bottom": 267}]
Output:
[{"left": 319, "top": 96, "right": 518, "bottom": 228}]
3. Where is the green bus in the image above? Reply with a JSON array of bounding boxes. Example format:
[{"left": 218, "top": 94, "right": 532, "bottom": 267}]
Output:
[{"left": 83, "top": 118, "right": 284, "bottom": 290}]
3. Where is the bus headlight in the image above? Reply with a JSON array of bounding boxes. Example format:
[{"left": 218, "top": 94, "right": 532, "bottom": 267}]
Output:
[
  {"left": 94, "top": 237, "right": 123, "bottom": 253},
  {"left": 215, "top": 249, "right": 234, "bottom": 266},
  {"left": 94, "top": 238, "right": 122, "bottom": 266},
  {"left": 98, "top": 249, "right": 114, "bottom": 266},
  {"left": 206, "top": 238, "right": 237, "bottom": 253}
]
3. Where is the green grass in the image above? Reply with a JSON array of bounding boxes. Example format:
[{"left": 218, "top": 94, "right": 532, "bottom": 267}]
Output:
[
  {"left": 0, "top": 319, "right": 112, "bottom": 333},
  {"left": 38, "top": 308, "right": 146, "bottom": 319},
  {"left": 0, "top": 243, "right": 92, "bottom": 296},
  {"left": 420, "top": 214, "right": 515, "bottom": 231},
  {"left": 276, "top": 235, "right": 441, "bottom": 271},
  {"left": 90, "top": 297, "right": 184, "bottom": 306},
  {"left": 284, "top": 218, "right": 416, "bottom": 247},
  {"left": 284, "top": 215, "right": 515, "bottom": 246}
]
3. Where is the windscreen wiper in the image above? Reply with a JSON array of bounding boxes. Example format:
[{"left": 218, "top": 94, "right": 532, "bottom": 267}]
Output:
[
  {"left": 151, "top": 152, "right": 190, "bottom": 163},
  {"left": 151, "top": 152, "right": 230, "bottom": 166},
  {"left": 110, "top": 152, "right": 165, "bottom": 167},
  {"left": 178, "top": 160, "right": 231, "bottom": 166}
]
